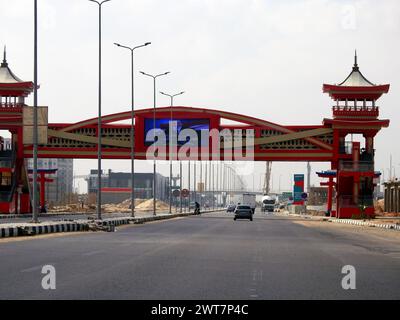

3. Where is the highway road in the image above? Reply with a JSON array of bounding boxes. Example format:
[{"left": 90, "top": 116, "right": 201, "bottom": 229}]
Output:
[{"left": 0, "top": 211, "right": 399, "bottom": 299}]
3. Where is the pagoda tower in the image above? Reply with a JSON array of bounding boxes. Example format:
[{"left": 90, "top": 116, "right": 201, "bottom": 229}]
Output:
[
  {"left": 0, "top": 47, "right": 34, "bottom": 107},
  {"left": 0, "top": 47, "right": 34, "bottom": 213},
  {"left": 322, "top": 52, "right": 390, "bottom": 218}
]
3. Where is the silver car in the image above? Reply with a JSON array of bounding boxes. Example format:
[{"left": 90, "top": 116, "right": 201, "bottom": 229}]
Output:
[{"left": 234, "top": 205, "right": 253, "bottom": 221}]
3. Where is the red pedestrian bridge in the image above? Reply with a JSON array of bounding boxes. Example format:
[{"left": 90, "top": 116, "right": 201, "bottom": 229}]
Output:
[{"left": 0, "top": 50, "right": 390, "bottom": 218}]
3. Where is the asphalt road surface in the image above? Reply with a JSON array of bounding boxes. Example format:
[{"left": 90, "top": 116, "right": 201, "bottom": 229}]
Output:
[{"left": 0, "top": 211, "right": 399, "bottom": 299}]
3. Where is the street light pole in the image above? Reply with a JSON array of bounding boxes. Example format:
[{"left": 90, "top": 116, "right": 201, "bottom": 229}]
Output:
[
  {"left": 194, "top": 161, "right": 197, "bottom": 205},
  {"left": 140, "top": 71, "right": 170, "bottom": 216},
  {"left": 89, "top": 0, "right": 111, "bottom": 220},
  {"left": 180, "top": 161, "right": 182, "bottom": 213},
  {"left": 160, "top": 91, "right": 184, "bottom": 214},
  {"left": 212, "top": 162, "right": 215, "bottom": 210},
  {"left": 188, "top": 160, "right": 191, "bottom": 212},
  {"left": 32, "top": 0, "right": 39, "bottom": 223},
  {"left": 114, "top": 42, "right": 150, "bottom": 217},
  {"left": 205, "top": 160, "right": 207, "bottom": 208}
]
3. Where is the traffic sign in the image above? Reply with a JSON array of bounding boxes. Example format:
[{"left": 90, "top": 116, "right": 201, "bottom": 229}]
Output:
[
  {"left": 172, "top": 189, "right": 180, "bottom": 197},
  {"left": 181, "top": 189, "right": 189, "bottom": 198}
]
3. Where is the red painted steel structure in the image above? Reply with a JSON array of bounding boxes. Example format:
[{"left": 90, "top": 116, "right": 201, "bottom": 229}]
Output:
[
  {"left": 28, "top": 169, "right": 57, "bottom": 210},
  {"left": 0, "top": 51, "right": 390, "bottom": 217}
]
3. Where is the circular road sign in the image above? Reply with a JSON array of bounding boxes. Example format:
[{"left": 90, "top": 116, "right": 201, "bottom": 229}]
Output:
[
  {"left": 172, "top": 189, "right": 180, "bottom": 197},
  {"left": 181, "top": 189, "right": 190, "bottom": 198}
]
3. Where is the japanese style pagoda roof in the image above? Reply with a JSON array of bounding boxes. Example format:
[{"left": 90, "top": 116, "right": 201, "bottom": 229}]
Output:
[
  {"left": 0, "top": 46, "right": 34, "bottom": 97},
  {"left": 323, "top": 52, "right": 389, "bottom": 101}
]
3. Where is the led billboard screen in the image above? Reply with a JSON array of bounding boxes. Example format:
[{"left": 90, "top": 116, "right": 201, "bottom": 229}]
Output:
[{"left": 144, "top": 118, "right": 210, "bottom": 146}]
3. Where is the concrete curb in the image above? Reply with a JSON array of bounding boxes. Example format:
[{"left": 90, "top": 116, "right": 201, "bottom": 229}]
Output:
[
  {"left": 0, "top": 210, "right": 225, "bottom": 238},
  {"left": 0, "top": 226, "right": 19, "bottom": 238},
  {"left": 0, "top": 221, "right": 89, "bottom": 238},
  {"left": 0, "top": 211, "right": 205, "bottom": 238},
  {"left": 279, "top": 212, "right": 400, "bottom": 231},
  {"left": 328, "top": 218, "right": 400, "bottom": 231},
  {"left": 274, "top": 212, "right": 327, "bottom": 220},
  {"left": 0, "top": 212, "right": 88, "bottom": 220}
]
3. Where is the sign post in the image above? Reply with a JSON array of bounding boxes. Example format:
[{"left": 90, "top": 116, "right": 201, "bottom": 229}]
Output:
[{"left": 293, "top": 174, "right": 305, "bottom": 205}]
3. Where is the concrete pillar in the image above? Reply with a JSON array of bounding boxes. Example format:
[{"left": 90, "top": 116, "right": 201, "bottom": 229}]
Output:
[
  {"left": 384, "top": 185, "right": 388, "bottom": 212},
  {"left": 365, "top": 136, "right": 374, "bottom": 156},
  {"left": 327, "top": 177, "right": 333, "bottom": 216},
  {"left": 398, "top": 185, "right": 400, "bottom": 213},
  {"left": 390, "top": 187, "right": 394, "bottom": 213},
  {"left": 339, "top": 136, "right": 345, "bottom": 153},
  {"left": 353, "top": 177, "right": 359, "bottom": 206}
]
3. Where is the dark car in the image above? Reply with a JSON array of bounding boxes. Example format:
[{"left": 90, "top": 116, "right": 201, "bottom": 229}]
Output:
[
  {"left": 226, "top": 204, "right": 236, "bottom": 212},
  {"left": 234, "top": 205, "right": 253, "bottom": 221}
]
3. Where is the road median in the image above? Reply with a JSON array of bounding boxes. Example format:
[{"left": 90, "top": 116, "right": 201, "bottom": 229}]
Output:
[{"left": 0, "top": 210, "right": 221, "bottom": 238}]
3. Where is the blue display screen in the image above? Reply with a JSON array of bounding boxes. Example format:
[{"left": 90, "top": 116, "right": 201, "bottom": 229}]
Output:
[{"left": 144, "top": 118, "right": 210, "bottom": 146}]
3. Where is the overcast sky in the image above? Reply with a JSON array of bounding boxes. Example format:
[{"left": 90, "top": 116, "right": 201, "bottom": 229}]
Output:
[{"left": 1, "top": 0, "right": 399, "bottom": 193}]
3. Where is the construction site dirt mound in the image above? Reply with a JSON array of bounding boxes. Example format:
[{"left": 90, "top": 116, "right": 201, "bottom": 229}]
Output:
[
  {"left": 374, "top": 199, "right": 385, "bottom": 214},
  {"left": 102, "top": 198, "right": 148, "bottom": 213},
  {"left": 135, "top": 199, "right": 169, "bottom": 211},
  {"left": 48, "top": 198, "right": 169, "bottom": 213}
]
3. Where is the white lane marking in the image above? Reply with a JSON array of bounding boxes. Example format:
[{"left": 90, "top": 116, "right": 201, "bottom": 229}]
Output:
[
  {"left": 21, "top": 263, "right": 55, "bottom": 273},
  {"left": 82, "top": 250, "right": 104, "bottom": 256}
]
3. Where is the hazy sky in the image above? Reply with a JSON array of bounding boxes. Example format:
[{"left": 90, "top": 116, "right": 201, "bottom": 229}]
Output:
[{"left": 1, "top": 0, "right": 399, "bottom": 193}]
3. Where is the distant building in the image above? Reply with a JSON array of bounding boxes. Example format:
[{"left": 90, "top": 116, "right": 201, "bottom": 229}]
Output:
[
  {"left": 86, "top": 169, "right": 169, "bottom": 204},
  {"left": 307, "top": 186, "right": 333, "bottom": 206},
  {"left": 26, "top": 158, "right": 74, "bottom": 205}
]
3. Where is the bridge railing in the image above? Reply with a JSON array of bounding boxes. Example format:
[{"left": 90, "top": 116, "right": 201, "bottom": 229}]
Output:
[
  {"left": 332, "top": 106, "right": 379, "bottom": 118},
  {"left": 0, "top": 103, "right": 25, "bottom": 108}
]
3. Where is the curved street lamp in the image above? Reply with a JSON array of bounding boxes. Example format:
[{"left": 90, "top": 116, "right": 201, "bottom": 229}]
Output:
[
  {"left": 160, "top": 91, "right": 185, "bottom": 214},
  {"left": 88, "top": 0, "right": 111, "bottom": 220},
  {"left": 114, "top": 42, "right": 151, "bottom": 217},
  {"left": 140, "top": 71, "right": 170, "bottom": 216}
]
